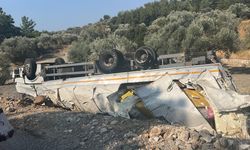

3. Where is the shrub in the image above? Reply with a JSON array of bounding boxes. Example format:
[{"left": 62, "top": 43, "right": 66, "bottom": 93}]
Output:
[
  {"left": 182, "top": 10, "right": 239, "bottom": 56},
  {"left": 68, "top": 40, "right": 91, "bottom": 63},
  {"left": 0, "top": 53, "right": 10, "bottom": 85},
  {"left": 80, "top": 22, "right": 111, "bottom": 42},
  {"left": 36, "top": 33, "right": 63, "bottom": 51},
  {"left": 61, "top": 33, "right": 78, "bottom": 45},
  {"left": 228, "top": 3, "right": 250, "bottom": 18},
  {"left": 0, "top": 36, "right": 37, "bottom": 63}
]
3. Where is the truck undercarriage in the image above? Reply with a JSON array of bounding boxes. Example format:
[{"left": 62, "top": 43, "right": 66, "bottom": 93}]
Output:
[{"left": 12, "top": 47, "right": 250, "bottom": 138}]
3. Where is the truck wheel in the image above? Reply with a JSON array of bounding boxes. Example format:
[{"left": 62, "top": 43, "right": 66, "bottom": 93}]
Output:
[
  {"left": 98, "top": 49, "right": 124, "bottom": 73},
  {"left": 23, "top": 58, "right": 37, "bottom": 80},
  {"left": 134, "top": 46, "right": 157, "bottom": 69},
  {"left": 54, "top": 57, "right": 65, "bottom": 65}
]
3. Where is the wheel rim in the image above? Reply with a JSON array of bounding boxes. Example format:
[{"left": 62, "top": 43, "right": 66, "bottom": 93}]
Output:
[
  {"left": 135, "top": 49, "right": 149, "bottom": 64},
  {"left": 104, "top": 54, "right": 115, "bottom": 67}
]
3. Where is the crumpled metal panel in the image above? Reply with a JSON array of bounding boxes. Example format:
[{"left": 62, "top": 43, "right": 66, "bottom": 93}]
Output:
[
  {"left": 192, "top": 70, "right": 250, "bottom": 112},
  {"left": 135, "top": 75, "right": 212, "bottom": 130},
  {"left": 197, "top": 80, "right": 250, "bottom": 112},
  {"left": 53, "top": 84, "right": 120, "bottom": 113}
]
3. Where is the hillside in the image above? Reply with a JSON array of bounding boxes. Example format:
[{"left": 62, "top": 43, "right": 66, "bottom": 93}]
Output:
[
  {"left": 228, "top": 19, "right": 250, "bottom": 60},
  {"left": 239, "top": 20, "right": 250, "bottom": 39},
  {"left": 0, "top": 1, "right": 250, "bottom": 62},
  {"left": 0, "top": 1, "right": 250, "bottom": 84}
]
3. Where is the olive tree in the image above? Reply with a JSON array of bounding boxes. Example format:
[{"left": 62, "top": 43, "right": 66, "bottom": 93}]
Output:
[
  {"left": 36, "top": 33, "right": 63, "bottom": 51},
  {"left": 80, "top": 22, "right": 111, "bottom": 42},
  {"left": 182, "top": 10, "right": 239, "bottom": 57},
  {"left": 0, "top": 36, "right": 37, "bottom": 63},
  {"left": 68, "top": 40, "right": 91, "bottom": 63},
  {"left": 144, "top": 11, "right": 196, "bottom": 54},
  {"left": 227, "top": 3, "right": 250, "bottom": 18}
]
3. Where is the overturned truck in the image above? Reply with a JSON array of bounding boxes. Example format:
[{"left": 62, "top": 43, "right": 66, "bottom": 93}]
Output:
[{"left": 13, "top": 47, "right": 250, "bottom": 138}]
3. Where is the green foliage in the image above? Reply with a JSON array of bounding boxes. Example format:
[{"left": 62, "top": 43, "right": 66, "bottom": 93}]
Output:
[
  {"left": 144, "top": 9, "right": 240, "bottom": 57},
  {"left": 0, "top": 37, "right": 37, "bottom": 62},
  {"left": 145, "top": 11, "right": 196, "bottom": 54},
  {"left": 0, "top": 0, "right": 249, "bottom": 64},
  {"left": 215, "top": 27, "right": 239, "bottom": 51},
  {"left": 241, "top": 26, "right": 250, "bottom": 49},
  {"left": 110, "top": 0, "right": 248, "bottom": 28},
  {"left": 0, "top": 8, "right": 20, "bottom": 43},
  {"left": 20, "top": 16, "right": 39, "bottom": 37},
  {"left": 114, "top": 23, "right": 147, "bottom": 46},
  {"left": 67, "top": 33, "right": 138, "bottom": 62},
  {"left": 0, "top": 32, "right": 78, "bottom": 64},
  {"left": 183, "top": 10, "right": 239, "bottom": 56},
  {"left": 65, "top": 27, "right": 83, "bottom": 35},
  {"left": 36, "top": 33, "right": 63, "bottom": 51},
  {"left": 103, "top": 15, "right": 111, "bottom": 20},
  {"left": 80, "top": 22, "right": 111, "bottom": 42},
  {"left": 36, "top": 33, "right": 77, "bottom": 53},
  {"left": 0, "top": 53, "right": 10, "bottom": 85},
  {"left": 68, "top": 40, "right": 91, "bottom": 62},
  {"left": 228, "top": 3, "right": 250, "bottom": 18},
  {"left": 60, "top": 33, "right": 78, "bottom": 44}
]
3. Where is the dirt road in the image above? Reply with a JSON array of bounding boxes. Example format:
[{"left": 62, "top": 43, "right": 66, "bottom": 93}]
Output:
[{"left": 230, "top": 67, "right": 250, "bottom": 94}]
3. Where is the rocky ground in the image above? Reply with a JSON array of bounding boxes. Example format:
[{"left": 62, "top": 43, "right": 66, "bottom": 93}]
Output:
[{"left": 0, "top": 69, "right": 250, "bottom": 150}]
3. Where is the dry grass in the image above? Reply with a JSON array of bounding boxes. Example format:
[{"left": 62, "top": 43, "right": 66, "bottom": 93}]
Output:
[
  {"left": 230, "top": 50, "right": 250, "bottom": 60},
  {"left": 216, "top": 50, "right": 228, "bottom": 59},
  {"left": 216, "top": 49, "right": 250, "bottom": 60},
  {"left": 238, "top": 20, "right": 250, "bottom": 39}
]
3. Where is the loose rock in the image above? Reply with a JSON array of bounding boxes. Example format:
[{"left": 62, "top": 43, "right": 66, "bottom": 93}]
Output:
[
  {"left": 34, "top": 96, "right": 46, "bottom": 105},
  {"left": 100, "top": 127, "right": 108, "bottom": 134},
  {"left": 219, "top": 137, "right": 228, "bottom": 148},
  {"left": 149, "top": 126, "right": 162, "bottom": 137},
  {"left": 110, "top": 120, "right": 118, "bottom": 125},
  {"left": 6, "top": 106, "right": 15, "bottom": 112}
]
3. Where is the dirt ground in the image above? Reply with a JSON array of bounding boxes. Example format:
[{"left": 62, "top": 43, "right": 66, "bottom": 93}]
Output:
[
  {"left": 0, "top": 68, "right": 250, "bottom": 150},
  {"left": 229, "top": 67, "right": 250, "bottom": 95}
]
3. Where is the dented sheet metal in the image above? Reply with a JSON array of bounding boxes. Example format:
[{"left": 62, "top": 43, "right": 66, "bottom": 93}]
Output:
[
  {"left": 198, "top": 82, "right": 250, "bottom": 112},
  {"left": 135, "top": 75, "right": 213, "bottom": 130},
  {"left": 195, "top": 71, "right": 250, "bottom": 112}
]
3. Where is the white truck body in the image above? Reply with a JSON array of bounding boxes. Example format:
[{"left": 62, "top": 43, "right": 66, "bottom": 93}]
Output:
[{"left": 14, "top": 63, "right": 250, "bottom": 138}]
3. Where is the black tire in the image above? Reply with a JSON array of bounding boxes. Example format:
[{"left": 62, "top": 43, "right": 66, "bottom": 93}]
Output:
[
  {"left": 23, "top": 58, "right": 37, "bottom": 80},
  {"left": 54, "top": 57, "right": 65, "bottom": 65},
  {"left": 98, "top": 49, "right": 124, "bottom": 73},
  {"left": 134, "top": 46, "right": 157, "bottom": 69}
]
